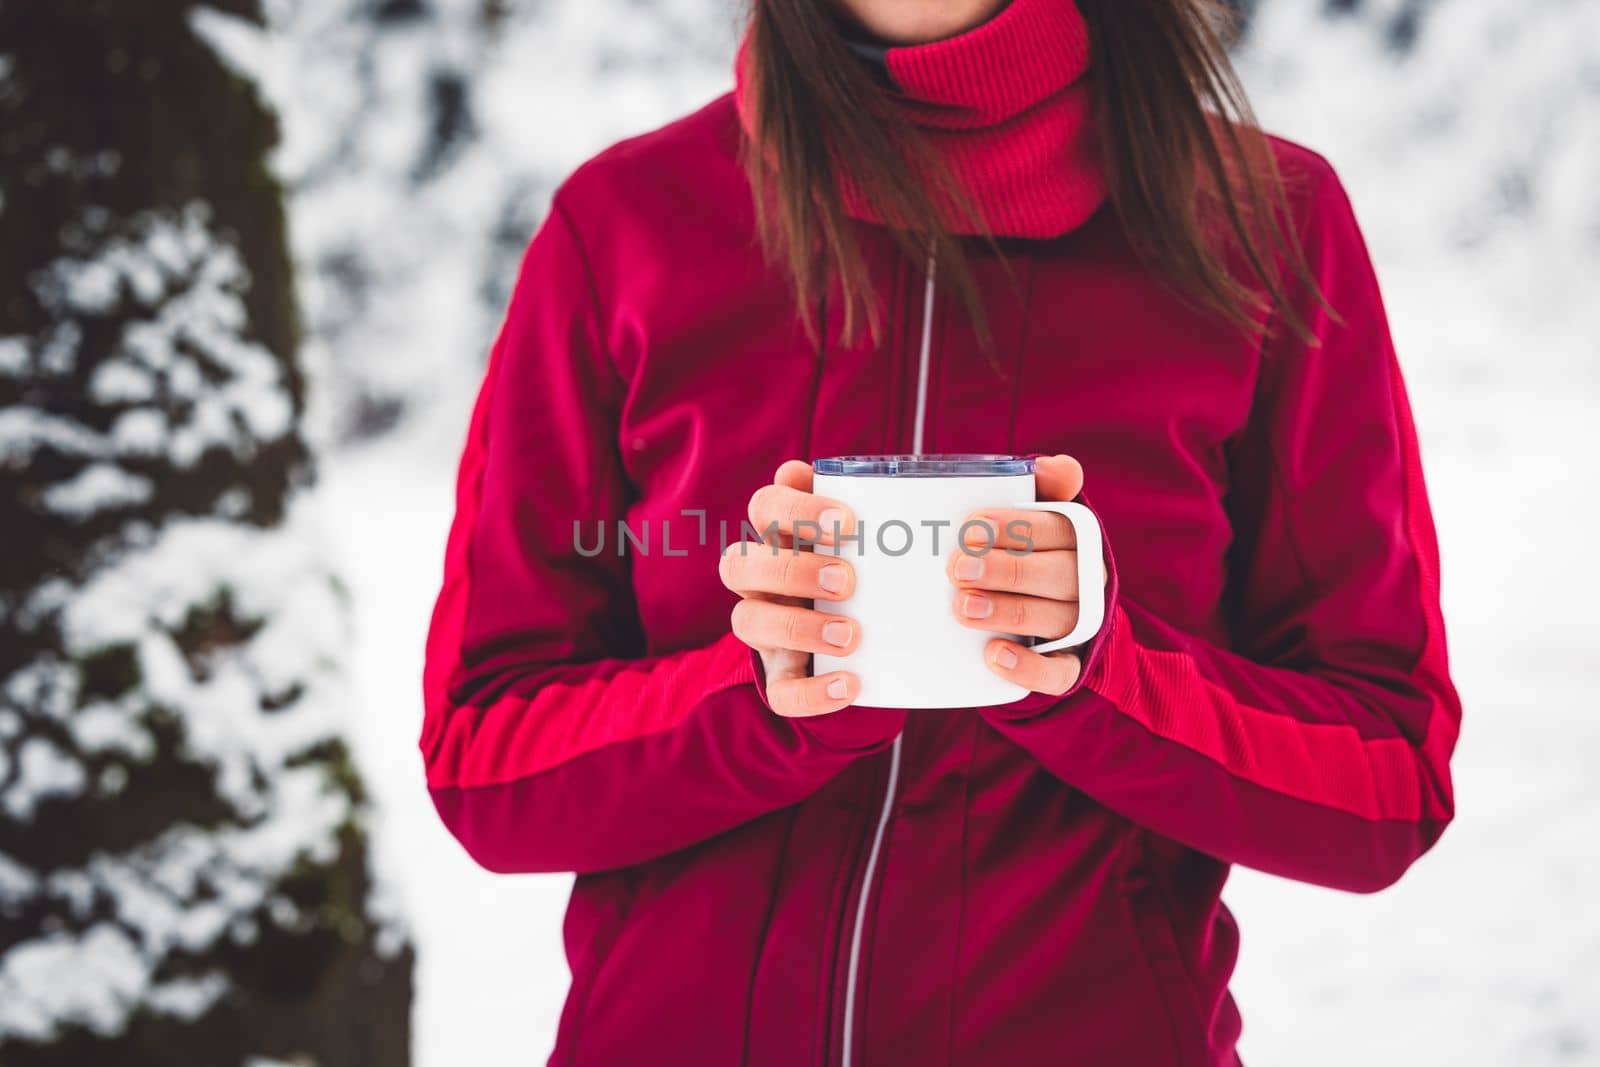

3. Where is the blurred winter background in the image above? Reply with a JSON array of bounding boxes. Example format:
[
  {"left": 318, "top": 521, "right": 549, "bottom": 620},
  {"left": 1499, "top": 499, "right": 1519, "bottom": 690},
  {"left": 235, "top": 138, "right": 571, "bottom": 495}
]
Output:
[{"left": 1, "top": 0, "right": 1596, "bottom": 1064}]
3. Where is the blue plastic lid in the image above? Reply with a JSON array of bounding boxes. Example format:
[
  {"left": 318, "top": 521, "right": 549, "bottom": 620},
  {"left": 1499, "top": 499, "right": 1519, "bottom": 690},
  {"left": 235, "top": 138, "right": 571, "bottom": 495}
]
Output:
[{"left": 812, "top": 454, "right": 1034, "bottom": 477}]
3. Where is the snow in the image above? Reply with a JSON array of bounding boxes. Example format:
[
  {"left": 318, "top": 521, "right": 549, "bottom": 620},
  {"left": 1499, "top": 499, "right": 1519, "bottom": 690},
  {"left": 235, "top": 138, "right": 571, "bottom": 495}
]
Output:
[
  {"left": 0, "top": 407, "right": 103, "bottom": 463},
  {"left": 0, "top": 175, "right": 396, "bottom": 1042},
  {"left": 0, "top": 926, "right": 150, "bottom": 1040},
  {"left": 71, "top": 700, "right": 154, "bottom": 759},
  {"left": 0, "top": 494, "right": 385, "bottom": 1044},
  {"left": 61, "top": 511, "right": 352, "bottom": 817},
  {"left": 261, "top": 0, "right": 1600, "bottom": 1063},
  {"left": 2, "top": 206, "right": 296, "bottom": 479},
  {"left": 142, "top": 972, "right": 230, "bottom": 1022},
  {"left": 40, "top": 462, "right": 154, "bottom": 518},
  {"left": 0, "top": 854, "right": 34, "bottom": 901},
  {"left": 88, "top": 356, "right": 159, "bottom": 404},
  {"left": 226, "top": 2, "right": 739, "bottom": 1056},
  {"left": 1222, "top": 3, "right": 1600, "bottom": 1063},
  {"left": 0, "top": 919, "right": 224, "bottom": 1038},
  {"left": 110, "top": 407, "right": 172, "bottom": 456},
  {"left": 0, "top": 337, "right": 27, "bottom": 376},
  {"left": 321, "top": 442, "right": 573, "bottom": 1066},
  {"left": 3, "top": 740, "right": 86, "bottom": 821},
  {"left": 237, "top": 0, "right": 735, "bottom": 452}
]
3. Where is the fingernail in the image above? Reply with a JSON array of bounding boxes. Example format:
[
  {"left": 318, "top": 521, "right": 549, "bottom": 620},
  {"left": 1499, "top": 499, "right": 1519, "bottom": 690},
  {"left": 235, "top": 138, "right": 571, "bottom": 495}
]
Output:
[
  {"left": 963, "top": 518, "right": 993, "bottom": 546},
  {"left": 826, "top": 676, "right": 849, "bottom": 699},
  {"left": 993, "top": 646, "right": 1018, "bottom": 670},
  {"left": 955, "top": 554, "right": 984, "bottom": 581},
  {"left": 962, "top": 594, "right": 993, "bottom": 619},
  {"left": 818, "top": 564, "right": 848, "bottom": 594},
  {"left": 819, "top": 508, "right": 848, "bottom": 534},
  {"left": 822, "top": 620, "right": 853, "bottom": 647}
]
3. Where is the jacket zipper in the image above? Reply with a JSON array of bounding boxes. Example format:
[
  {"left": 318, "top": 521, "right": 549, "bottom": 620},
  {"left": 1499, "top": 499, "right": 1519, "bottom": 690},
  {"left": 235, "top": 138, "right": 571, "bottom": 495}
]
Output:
[{"left": 839, "top": 251, "right": 936, "bottom": 1067}]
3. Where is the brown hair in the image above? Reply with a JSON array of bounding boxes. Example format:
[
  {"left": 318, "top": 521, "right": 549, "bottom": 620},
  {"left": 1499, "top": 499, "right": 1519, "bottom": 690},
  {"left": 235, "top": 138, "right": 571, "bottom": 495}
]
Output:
[{"left": 739, "top": 0, "right": 1326, "bottom": 349}]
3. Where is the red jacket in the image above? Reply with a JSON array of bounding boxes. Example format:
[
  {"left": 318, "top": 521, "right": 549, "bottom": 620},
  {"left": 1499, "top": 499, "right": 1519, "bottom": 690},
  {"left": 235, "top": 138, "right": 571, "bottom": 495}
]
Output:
[{"left": 421, "top": 94, "right": 1459, "bottom": 1065}]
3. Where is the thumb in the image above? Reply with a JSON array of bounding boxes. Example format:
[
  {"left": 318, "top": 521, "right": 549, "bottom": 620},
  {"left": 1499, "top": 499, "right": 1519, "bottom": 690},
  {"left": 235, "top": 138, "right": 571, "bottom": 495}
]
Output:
[
  {"left": 774, "top": 459, "right": 814, "bottom": 492},
  {"left": 1034, "top": 453, "right": 1085, "bottom": 502}
]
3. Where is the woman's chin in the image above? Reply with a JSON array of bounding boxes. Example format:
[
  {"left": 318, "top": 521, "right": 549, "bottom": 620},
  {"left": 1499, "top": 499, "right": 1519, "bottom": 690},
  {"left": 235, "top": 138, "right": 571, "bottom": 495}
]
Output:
[{"left": 828, "top": 0, "right": 1010, "bottom": 47}]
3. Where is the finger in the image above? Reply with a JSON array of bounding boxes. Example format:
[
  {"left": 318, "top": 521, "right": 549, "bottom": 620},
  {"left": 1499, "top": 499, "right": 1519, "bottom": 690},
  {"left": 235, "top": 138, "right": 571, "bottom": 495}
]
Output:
[
  {"left": 747, "top": 483, "right": 857, "bottom": 547},
  {"left": 731, "top": 599, "right": 860, "bottom": 656},
  {"left": 956, "top": 508, "right": 1077, "bottom": 553},
  {"left": 947, "top": 545, "right": 1080, "bottom": 600},
  {"left": 954, "top": 452, "right": 1085, "bottom": 552},
  {"left": 953, "top": 590, "right": 1079, "bottom": 640},
  {"left": 1034, "top": 453, "right": 1085, "bottom": 502},
  {"left": 766, "top": 667, "right": 861, "bottom": 718},
  {"left": 753, "top": 626, "right": 859, "bottom": 717},
  {"left": 720, "top": 542, "right": 855, "bottom": 600},
  {"left": 984, "top": 639, "right": 1083, "bottom": 696}
]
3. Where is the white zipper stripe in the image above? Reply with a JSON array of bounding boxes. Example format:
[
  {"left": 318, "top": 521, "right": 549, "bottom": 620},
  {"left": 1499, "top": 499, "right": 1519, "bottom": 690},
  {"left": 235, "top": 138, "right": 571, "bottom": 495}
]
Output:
[
  {"left": 840, "top": 253, "right": 935, "bottom": 1067},
  {"left": 911, "top": 255, "right": 937, "bottom": 455},
  {"left": 839, "top": 735, "right": 900, "bottom": 1066}
]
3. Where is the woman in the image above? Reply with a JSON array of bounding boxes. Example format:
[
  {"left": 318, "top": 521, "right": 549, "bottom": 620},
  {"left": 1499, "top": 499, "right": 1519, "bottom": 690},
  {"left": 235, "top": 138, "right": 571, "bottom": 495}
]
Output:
[{"left": 421, "top": 0, "right": 1461, "bottom": 1062}]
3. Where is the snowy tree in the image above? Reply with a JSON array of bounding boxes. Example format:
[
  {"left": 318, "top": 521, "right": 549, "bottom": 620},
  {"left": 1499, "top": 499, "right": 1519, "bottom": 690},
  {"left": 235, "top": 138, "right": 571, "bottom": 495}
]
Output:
[{"left": 0, "top": 2, "right": 412, "bottom": 1063}]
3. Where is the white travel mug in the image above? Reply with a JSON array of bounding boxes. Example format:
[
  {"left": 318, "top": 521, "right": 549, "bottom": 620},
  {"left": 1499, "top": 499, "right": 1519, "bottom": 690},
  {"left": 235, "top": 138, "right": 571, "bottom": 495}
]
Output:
[{"left": 811, "top": 454, "right": 1105, "bottom": 709}]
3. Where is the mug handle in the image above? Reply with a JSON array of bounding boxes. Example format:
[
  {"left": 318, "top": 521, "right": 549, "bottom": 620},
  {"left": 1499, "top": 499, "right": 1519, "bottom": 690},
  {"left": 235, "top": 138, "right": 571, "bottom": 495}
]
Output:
[{"left": 1004, "top": 500, "right": 1106, "bottom": 654}]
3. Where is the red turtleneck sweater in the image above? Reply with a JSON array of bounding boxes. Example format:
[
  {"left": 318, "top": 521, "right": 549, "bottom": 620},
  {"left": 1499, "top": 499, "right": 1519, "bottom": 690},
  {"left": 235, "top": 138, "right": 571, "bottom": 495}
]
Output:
[{"left": 422, "top": 1, "right": 1459, "bottom": 1063}]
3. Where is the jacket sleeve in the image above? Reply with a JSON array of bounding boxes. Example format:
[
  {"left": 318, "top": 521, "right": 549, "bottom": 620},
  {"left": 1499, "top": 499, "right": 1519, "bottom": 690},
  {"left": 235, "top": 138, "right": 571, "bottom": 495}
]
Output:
[
  {"left": 420, "top": 192, "right": 903, "bottom": 876},
  {"left": 982, "top": 163, "right": 1461, "bottom": 893}
]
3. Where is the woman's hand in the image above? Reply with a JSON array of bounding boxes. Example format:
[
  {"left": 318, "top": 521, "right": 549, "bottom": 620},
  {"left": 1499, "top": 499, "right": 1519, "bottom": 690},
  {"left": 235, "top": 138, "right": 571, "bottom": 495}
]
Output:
[
  {"left": 947, "top": 454, "right": 1100, "bottom": 696},
  {"left": 722, "top": 460, "right": 862, "bottom": 717}
]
